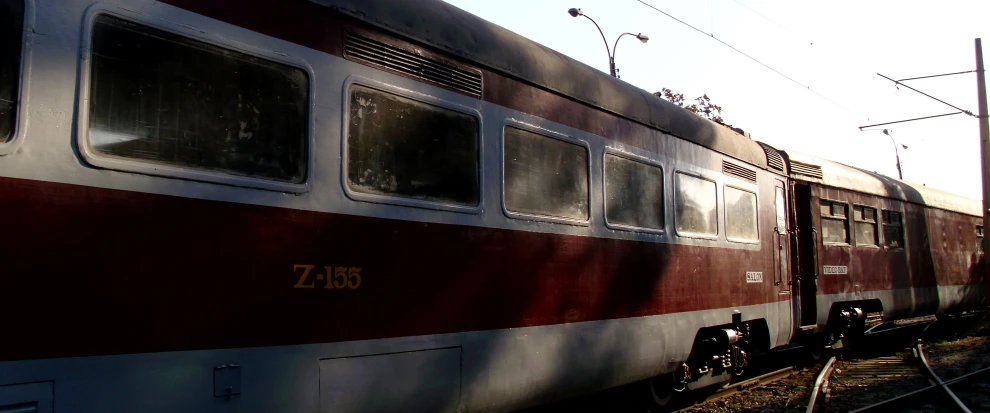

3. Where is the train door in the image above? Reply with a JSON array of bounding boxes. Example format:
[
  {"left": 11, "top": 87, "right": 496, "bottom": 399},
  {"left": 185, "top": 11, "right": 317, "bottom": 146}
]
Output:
[
  {"left": 793, "top": 183, "right": 818, "bottom": 327},
  {"left": 773, "top": 181, "right": 794, "bottom": 343}
]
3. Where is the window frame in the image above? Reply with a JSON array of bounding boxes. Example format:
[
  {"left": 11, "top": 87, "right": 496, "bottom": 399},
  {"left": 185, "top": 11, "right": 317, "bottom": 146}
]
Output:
[
  {"left": 0, "top": 0, "right": 32, "bottom": 155},
  {"left": 723, "top": 184, "right": 760, "bottom": 244},
  {"left": 500, "top": 119, "right": 591, "bottom": 226},
  {"left": 881, "top": 209, "right": 905, "bottom": 249},
  {"left": 820, "top": 199, "right": 850, "bottom": 246},
  {"left": 852, "top": 204, "right": 879, "bottom": 247},
  {"left": 76, "top": 7, "right": 316, "bottom": 193},
  {"left": 673, "top": 170, "right": 719, "bottom": 240},
  {"left": 341, "top": 78, "right": 484, "bottom": 213},
  {"left": 601, "top": 147, "right": 666, "bottom": 234}
]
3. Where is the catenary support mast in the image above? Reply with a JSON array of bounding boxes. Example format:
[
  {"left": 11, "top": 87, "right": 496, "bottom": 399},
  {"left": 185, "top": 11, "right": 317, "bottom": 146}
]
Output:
[{"left": 976, "top": 39, "right": 990, "bottom": 266}]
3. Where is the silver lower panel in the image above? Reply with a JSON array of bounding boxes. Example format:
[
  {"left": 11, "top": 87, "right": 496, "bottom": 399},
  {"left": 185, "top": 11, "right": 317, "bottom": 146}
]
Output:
[{"left": 0, "top": 301, "right": 792, "bottom": 413}]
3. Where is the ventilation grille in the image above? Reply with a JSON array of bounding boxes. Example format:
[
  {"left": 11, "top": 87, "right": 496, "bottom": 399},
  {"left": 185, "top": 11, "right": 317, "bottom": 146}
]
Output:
[
  {"left": 790, "top": 161, "right": 824, "bottom": 179},
  {"left": 723, "top": 161, "right": 757, "bottom": 183},
  {"left": 757, "top": 142, "right": 785, "bottom": 172},
  {"left": 345, "top": 32, "right": 482, "bottom": 98}
]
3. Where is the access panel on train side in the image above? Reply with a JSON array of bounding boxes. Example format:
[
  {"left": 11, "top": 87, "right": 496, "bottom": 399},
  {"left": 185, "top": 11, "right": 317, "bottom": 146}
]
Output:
[{"left": 319, "top": 347, "right": 461, "bottom": 413}]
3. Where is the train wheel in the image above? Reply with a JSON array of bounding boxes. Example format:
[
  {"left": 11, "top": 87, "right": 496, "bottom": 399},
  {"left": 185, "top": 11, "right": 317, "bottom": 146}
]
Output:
[
  {"left": 647, "top": 375, "right": 676, "bottom": 406},
  {"left": 647, "top": 370, "right": 688, "bottom": 408},
  {"left": 809, "top": 333, "right": 830, "bottom": 361}
]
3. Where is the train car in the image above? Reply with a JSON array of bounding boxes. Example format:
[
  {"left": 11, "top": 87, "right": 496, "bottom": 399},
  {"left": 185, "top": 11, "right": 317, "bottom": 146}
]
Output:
[
  {"left": 0, "top": 0, "right": 798, "bottom": 412},
  {"left": 779, "top": 150, "right": 985, "bottom": 345},
  {"left": 0, "top": 0, "right": 983, "bottom": 412}
]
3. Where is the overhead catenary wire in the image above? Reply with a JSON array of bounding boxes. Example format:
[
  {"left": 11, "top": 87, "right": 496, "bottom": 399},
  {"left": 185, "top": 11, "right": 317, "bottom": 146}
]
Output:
[
  {"left": 897, "top": 70, "right": 977, "bottom": 82},
  {"left": 730, "top": 0, "right": 806, "bottom": 43},
  {"left": 858, "top": 112, "right": 963, "bottom": 130},
  {"left": 878, "top": 73, "right": 977, "bottom": 117},
  {"left": 634, "top": 0, "right": 855, "bottom": 114}
]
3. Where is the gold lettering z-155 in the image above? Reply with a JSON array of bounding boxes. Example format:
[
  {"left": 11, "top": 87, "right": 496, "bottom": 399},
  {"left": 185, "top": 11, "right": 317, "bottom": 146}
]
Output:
[{"left": 293, "top": 265, "right": 362, "bottom": 289}]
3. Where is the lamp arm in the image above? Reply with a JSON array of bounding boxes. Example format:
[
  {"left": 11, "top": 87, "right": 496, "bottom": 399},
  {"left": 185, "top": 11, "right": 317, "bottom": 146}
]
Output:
[
  {"left": 887, "top": 133, "right": 904, "bottom": 179},
  {"left": 581, "top": 14, "right": 614, "bottom": 75},
  {"left": 611, "top": 33, "right": 637, "bottom": 73}
]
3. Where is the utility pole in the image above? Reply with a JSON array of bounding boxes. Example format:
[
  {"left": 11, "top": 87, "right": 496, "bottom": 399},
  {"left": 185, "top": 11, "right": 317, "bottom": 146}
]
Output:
[{"left": 977, "top": 39, "right": 990, "bottom": 257}]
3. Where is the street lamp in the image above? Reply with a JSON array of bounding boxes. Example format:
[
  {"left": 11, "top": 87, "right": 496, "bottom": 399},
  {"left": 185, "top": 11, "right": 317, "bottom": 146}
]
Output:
[
  {"left": 567, "top": 8, "right": 648, "bottom": 78},
  {"left": 882, "top": 129, "right": 908, "bottom": 180}
]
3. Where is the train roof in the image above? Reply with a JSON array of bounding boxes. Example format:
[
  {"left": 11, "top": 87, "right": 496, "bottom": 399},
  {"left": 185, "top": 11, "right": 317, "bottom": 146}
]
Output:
[
  {"left": 309, "top": 0, "right": 772, "bottom": 170},
  {"left": 780, "top": 149, "right": 983, "bottom": 217}
]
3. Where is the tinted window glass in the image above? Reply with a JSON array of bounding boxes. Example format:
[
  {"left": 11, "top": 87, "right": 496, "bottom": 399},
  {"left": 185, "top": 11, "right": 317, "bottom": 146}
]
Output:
[
  {"left": 854, "top": 206, "right": 878, "bottom": 246},
  {"left": 978, "top": 225, "right": 984, "bottom": 253},
  {"left": 675, "top": 173, "right": 717, "bottom": 236},
  {"left": 833, "top": 204, "right": 847, "bottom": 217},
  {"left": 862, "top": 208, "right": 875, "bottom": 221},
  {"left": 504, "top": 127, "right": 588, "bottom": 220},
  {"left": 347, "top": 85, "right": 479, "bottom": 206},
  {"left": 882, "top": 210, "right": 903, "bottom": 248},
  {"left": 88, "top": 16, "right": 308, "bottom": 183},
  {"left": 0, "top": 0, "right": 24, "bottom": 142},
  {"left": 604, "top": 154, "right": 663, "bottom": 229},
  {"left": 822, "top": 219, "right": 847, "bottom": 244},
  {"left": 855, "top": 222, "right": 877, "bottom": 246},
  {"left": 725, "top": 186, "right": 757, "bottom": 241},
  {"left": 775, "top": 187, "right": 787, "bottom": 231},
  {"left": 821, "top": 200, "right": 848, "bottom": 244}
]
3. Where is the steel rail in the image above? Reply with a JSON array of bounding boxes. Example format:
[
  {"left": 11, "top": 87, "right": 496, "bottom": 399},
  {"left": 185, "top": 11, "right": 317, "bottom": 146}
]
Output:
[
  {"left": 805, "top": 356, "right": 837, "bottom": 413},
  {"left": 849, "top": 364, "right": 990, "bottom": 412},
  {"left": 916, "top": 339, "right": 972, "bottom": 413},
  {"left": 847, "top": 383, "right": 937, "bottom": 413},
  {"left": 847, "top": 318, "right": 985, "bottom": 413},
  {"left": 671, "top": 367, "right": 794, "bottom": 413},
  {"left": 863, "top": 315, "right": 936, "bottom": 336},
  {"left": 943, "top": 364, "right": 990, "bottom": 386}
]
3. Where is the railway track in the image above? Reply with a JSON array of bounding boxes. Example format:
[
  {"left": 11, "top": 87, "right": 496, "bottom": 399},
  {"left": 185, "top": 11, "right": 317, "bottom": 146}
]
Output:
[
  {"left": 524, "top": 315, "right": 987, "bottom": 413},
  {"left": 807, "top": 317, "right": 990, "bottom": 413},
  {"left": 670, "top": 367, "right": 795, "bottom": 413}
]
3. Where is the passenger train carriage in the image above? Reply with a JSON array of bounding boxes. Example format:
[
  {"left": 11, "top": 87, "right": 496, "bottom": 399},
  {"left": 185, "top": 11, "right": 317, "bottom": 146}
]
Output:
[
  {"left": 783, "top": 150, "right": 986, "bottom": 336},
  {"left": 0, "top": 0, "right": 983, "bottom": 412}
]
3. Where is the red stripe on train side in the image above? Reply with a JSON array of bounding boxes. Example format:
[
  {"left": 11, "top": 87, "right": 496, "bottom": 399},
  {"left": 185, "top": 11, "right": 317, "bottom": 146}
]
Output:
[{"left": 0, "top": 177, "right": 780, "bottom": 361}]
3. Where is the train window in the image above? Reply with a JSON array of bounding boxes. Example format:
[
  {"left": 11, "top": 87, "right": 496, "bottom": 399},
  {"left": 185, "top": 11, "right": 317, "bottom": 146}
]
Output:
[
  {"left": 0, "top": 0, "right": 25, "bottom": 142},
  {"left": 853, "top": 206, "right": 878, "bottom": 246},
  {"left": 976, "top": 225, "right": 984, "bottom": 253},
  {"left": 347, "top": 85, "right": 479, "bottom": 206},
  {"left": 820, "top": 200, "right": 849, "bottom": 244},
  {"left": 87, "top": 15, "right": 308, "bottom": 183},
  {"left": 504, "top": 127, "right": 588, "bottom": 220},
  {"left": 604, "top": 153, "right": 663, "bottom": 230},
  {"left": 882, "top": 210, "right": 904, "bottom": 248},
  {"left": 675, "top": 172, "right": 717, "bottom": 237},
  {"left": 724, "top": 186, "right": 758, "bottom": 241}
]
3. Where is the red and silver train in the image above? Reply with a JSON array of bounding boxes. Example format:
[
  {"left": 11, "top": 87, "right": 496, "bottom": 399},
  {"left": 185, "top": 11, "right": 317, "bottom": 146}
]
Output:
[{"left": 0, "top": 0, "right": 984, "bottom": 411}]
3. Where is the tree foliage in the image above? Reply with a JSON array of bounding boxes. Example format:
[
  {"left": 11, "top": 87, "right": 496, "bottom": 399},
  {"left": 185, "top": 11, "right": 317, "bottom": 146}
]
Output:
[{"left": 654, "top": 88, "right": 731, "bottom": 128}]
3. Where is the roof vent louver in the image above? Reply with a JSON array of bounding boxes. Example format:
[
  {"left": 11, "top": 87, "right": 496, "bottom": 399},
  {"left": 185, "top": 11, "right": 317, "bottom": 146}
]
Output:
[
  {"left": 757, "top": 142, "right": 785, "bottom": 172},
  {"left": 345, "top": 32, "right": 483, "bottom": 98},
  {"left": 722, "top": 160, "right": 757, "bottom": 183},
  {"left": 790, "top": 161, "right": 824, "bottom": 179}
]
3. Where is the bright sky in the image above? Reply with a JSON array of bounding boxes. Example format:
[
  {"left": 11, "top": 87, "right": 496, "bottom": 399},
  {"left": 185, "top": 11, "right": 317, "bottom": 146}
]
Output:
[{"left": 442, "top": 0, "right": 990, "bottom": 200}]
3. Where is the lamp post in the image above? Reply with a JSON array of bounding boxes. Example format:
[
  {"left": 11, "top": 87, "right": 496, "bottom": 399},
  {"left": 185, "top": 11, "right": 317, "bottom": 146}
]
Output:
[
  {"left": 882, "top": 129, "right": 907, "bottom": 180},
  {"left": 567, "top": 8, "right": 648, "bottom": 78}
]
